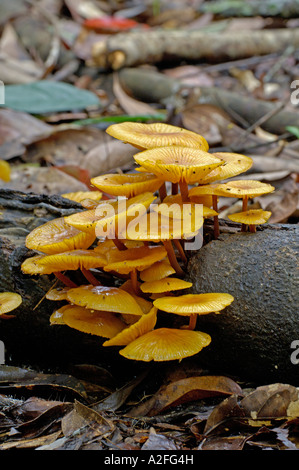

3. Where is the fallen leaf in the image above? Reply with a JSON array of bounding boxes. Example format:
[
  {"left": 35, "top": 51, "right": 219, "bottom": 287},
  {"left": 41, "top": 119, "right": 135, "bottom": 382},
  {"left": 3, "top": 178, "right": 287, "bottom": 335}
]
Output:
[
  {"left": 62, "top": 400, "right": 114, "bottom": 437},
  {"left": 240, "top": 383, "right": 299, "bottom": 419},
  {"left": 0, "top": 165, "right": 87, "bottom": 195},
  {"left": 129, "top": 375, "right": 243, "bottom": 417},
  {"left": 141, "top": 427, "right": 179, "bottom": 450},
  {"left": 1, "top": 80, "right": 101, "bottom": 114},
  {"left": 0, "top": 108, "right": 52, "bottom": 159}
]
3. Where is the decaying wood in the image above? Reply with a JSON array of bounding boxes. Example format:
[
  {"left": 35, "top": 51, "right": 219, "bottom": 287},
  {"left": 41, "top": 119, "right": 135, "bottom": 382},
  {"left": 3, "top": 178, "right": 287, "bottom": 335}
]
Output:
[
  {"left": 91, "top": 28, "right": 299, "bottom": 70},
  {"left": 187, "top": 224, "right": 299, "bottom": 385},
  {"left": 118, "top": 67, "right": 299, "bottom": 136},
  {"left": 200, "top": 0, "right": 299, "bottom": 18},
  {"left": 0, "top": 190, "right": 298, "bottom": 385},
  {"left": 197, "top": 87, "right": 299, "bottom": 136}
]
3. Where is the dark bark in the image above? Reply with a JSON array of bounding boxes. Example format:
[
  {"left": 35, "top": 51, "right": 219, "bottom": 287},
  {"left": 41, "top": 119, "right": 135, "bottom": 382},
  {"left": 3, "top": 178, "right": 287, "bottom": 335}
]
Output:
[{"left": 187, "top": 224, "right": 299, "bottom": 385}]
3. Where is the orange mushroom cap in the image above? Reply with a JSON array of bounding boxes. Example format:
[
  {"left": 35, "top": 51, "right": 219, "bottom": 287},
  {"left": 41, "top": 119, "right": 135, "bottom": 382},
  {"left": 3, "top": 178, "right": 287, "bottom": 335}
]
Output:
[
  {"left": 34, "top": 249, "right": 107, "bottom": 274},
  {"left": 53, "top": 304, "right": 126, "bottom": 338},
  {"left": 119, "top": 327, "right": 211, "bottom": 362},
  {"left": 0, "top": 160, "right": 11, "bottom": 182},
  {"left": 140, "top": 260, "right": 175, "bottom": 282},
  {"left": 106, "top": 122, "right": 209, "bottom": 151},
  {"left": 103, "top": 306, "right": 157, "bottom": 346},
  {"left": 91, "top": 172, "right": 164, "bottom": 198},
  {"left": 133, "top": 146, "right": 223, "bottom": 184},
  {"left": 196, "top": 152, "right": 253, "bottom": 184},
  {"left": 46, "top": 287, "right": 70, "bottom": 301},
  {"left": 66, "top": 285, "right": 144, "bottom": 316},
  {"left": 154, "top": 292, "right": 234, "bottom": 316},
  {"left": 104, "top": 245, "right": 167, "bottom": 274},
  {"left": 227, "top": 209, "right": 272, "bottom": 225},
  {"left": 25, "top": 217, "right": 95, "bottom": 254},
  {"left": 61, "top": 191, "right": 102, "bottom": 204},
  {"left": 0, "top": 292, "right": 22, "bottom": 316},
  {"left": 65, "top": 192, "right": 156, "bottom": 238},
  {"left": 210, "top": 180, "right": 275, "bottom": 198},
  {"left": 118, "top": 210, "right": 203, "bottom": 241},
  {"left": 140, "top": 277, "right": 192, "bottom": 294}
]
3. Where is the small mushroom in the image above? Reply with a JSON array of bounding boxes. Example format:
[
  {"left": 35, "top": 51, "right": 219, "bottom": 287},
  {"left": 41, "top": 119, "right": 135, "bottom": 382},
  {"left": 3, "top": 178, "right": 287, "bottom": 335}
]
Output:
[
  {"left": 118, "top": 327, "right": 211, "bottom": 362},
  {"left": 91, "top": 172, "right": 164, "bottom": 198},
  {"left": 61, "top": 191, "right": 103, "bottom": 204},
  {"left": 140, "top": 260, "right": 176, "bottom": 282},
  {"left": 196, "top": 152, "right": 253, "bottom": 184},
  {"left": 154, "top": 292, "right": 234, "bottom": 330},
  {"left": 25, "top": 217, "right": 96, "bottom": 255},
  {"left": 22, "top": 249, "right": 107, "bottom": 286},
  {"left": 133, "top": 146, "right": 223, "bottom": 202},
  {"left": 0, "top": 160, "right": 11, "bottom": 182},
  {"left": 212, "top": 180, "right": 275, "bottom": 212},
  {"left": 52, "top": 304, "right": 126, "bottom": 338},
  {"left": 0, "top": 292, "right": 22, "bottom": 319},
  {"left": 106, "top": 122, "right": 209, "bottom": 151},
  {"left": 227, "top": 209, "right": 272, "bottom": 232},
  {"left": 140, "top": 277, "right": 192, "bottom": 294},
  {"left": 46, "top": 287, "right": 70, "bottom": 301},
  {"left": 104, "top": 245, "right": 167, "bottom": 294},
  {"left": 103, "top": 306, "right": 158, "bottom": 347},
  {"left": 66, "top": 285, "right": 144, "bottom": 316}
]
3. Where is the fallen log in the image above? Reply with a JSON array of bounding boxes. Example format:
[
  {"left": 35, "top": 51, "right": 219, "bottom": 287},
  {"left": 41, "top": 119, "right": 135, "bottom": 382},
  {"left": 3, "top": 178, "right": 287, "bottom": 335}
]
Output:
[
  {"left": 197, "top": 87, "right": 299, "bottom": 136},
  {"left": 200, "top": 0, "right": 299, "bottom": 18},
  {"left": 91, "top": 28, "right": 299, "bottom": 70},
  {"left": 0, "top": 190, "right": 298, "bottom": 385},
  {"left": 187, "top": 224, "right": 299, "bottom": 385},
  {"left": 118, "top": 68, "right": 299, "bottom": 135}
]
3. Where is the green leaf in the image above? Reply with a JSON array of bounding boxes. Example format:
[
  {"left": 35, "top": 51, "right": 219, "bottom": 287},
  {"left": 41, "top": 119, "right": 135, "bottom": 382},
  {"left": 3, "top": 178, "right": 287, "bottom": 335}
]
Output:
[
  {"left": 286, "top": 126, "right": 299, "bottom": 139},
  {"left": 1, "top": 80, "right": 101, "bottom": 114}
]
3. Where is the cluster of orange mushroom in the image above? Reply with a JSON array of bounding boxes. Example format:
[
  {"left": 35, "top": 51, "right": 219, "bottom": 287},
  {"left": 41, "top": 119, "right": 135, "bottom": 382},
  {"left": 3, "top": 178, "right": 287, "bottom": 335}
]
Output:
[{"left": 20, "top": 122, "right": 275, "bottom": 362}]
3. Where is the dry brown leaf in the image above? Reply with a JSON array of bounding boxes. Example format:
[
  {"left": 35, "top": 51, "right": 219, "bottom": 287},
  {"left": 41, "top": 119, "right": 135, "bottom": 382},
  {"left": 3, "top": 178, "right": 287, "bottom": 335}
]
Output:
[
  {"left": 259, "top": 176, "right": 299, "bottom": 222},
  {"left": 129, "top": 375, "right": 243, "bottom": 417},
  {"left": 62, "top": 400, "right": 113, "bottom": 438},
  {"left": 181, "top": 104, "right": 231, "bottom": 145},
  {"left": 203, "top": 394, "right": 242, "bottom": 435},
  {"left": 0, "top": 108, "right": 52, "bottom": 159},
  {"left": 141, "top": 427, "right": 179, "bottom": 450},
  {"left": 0, "top": 165, "right": 87, "bottom": 195},
  {"left": 0, "top": 23, "right": 44, "bottom": 84},
  {"left": 23, "top": 127, "right": 136, "bottom": 177},
  {"left": 240, "top": 383, "right": 299, "bottom": 419}
]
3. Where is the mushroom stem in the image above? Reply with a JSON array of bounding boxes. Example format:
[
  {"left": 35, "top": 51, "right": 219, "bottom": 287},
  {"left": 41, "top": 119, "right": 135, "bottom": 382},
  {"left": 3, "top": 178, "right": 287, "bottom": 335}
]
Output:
[
  {"left": 53, "top": 272, "right": 77, "bottom": 288},
  {"left": 112, "top": 238, "right": 127, "bottom": 251},
  {"left": 159, "top": 182, "right": 167, "bottom": 202},
  {"left": 249, "top": 224, "right": 256, "bottom": 233},
  {"left": 162, "top": 240, "right": 185, "bottom": 276},
  {"left": 188, "top": 313, "right": 197, "bottom": 330},
  {"left": 130, "top": 268, "right": 142, "bottom": 296},
  {"left": 81, "top": 268, "right": 101, "bottom": 286},
  {"left": 241, "top": 196, "right": 249, "bottom": 232},
  {"left": 172, "top": 183, "right": 178, "bottom": 195},
  {"left": 173, "top": 239, "right": 188, "bottom": 265},
  {"left": 179, "top": 181, "right": 189, "bottom": 203},
  {"left": 242, "top": 195, "right": 249, "bottom": 211},
  {"left": 212, "top": 195, "right": 220, "bottom": 239}
]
